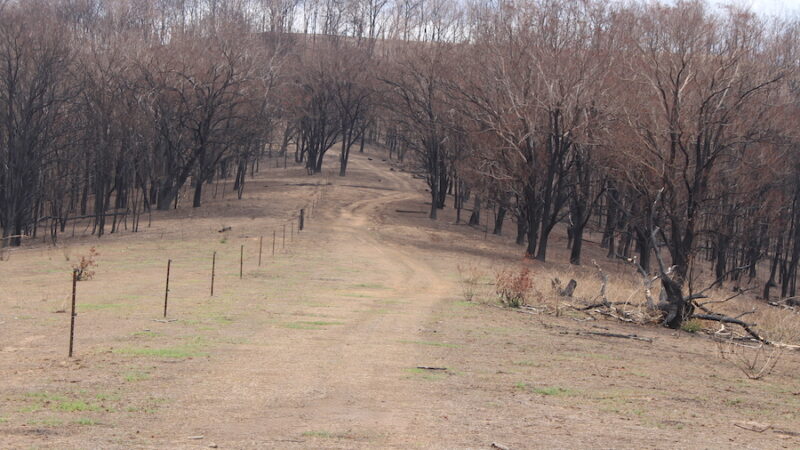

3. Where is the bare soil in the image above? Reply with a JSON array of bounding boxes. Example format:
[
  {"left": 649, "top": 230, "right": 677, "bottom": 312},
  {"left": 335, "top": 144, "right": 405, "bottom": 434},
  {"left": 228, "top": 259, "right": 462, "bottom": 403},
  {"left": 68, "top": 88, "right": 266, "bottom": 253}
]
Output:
[{"left": 1, "top": 149, "right": 799, "bottom": 449}]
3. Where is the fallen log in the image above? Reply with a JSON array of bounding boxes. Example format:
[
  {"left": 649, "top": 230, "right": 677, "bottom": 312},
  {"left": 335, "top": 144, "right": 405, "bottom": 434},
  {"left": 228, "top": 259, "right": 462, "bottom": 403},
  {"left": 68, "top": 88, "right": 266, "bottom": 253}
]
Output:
[
  {"left": 692, "top": 313, "right": 767, "bottom": 344},
  {"left": 560, "top": 330, "right": 653, "bottom": 343}
]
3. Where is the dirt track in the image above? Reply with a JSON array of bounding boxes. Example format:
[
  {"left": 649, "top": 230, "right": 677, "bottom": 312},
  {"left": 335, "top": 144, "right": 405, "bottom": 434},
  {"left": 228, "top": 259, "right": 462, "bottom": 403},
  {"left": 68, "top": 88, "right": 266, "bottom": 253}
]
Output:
[{"left": 1, "top": 150, "right": 800, "bottom": 449}]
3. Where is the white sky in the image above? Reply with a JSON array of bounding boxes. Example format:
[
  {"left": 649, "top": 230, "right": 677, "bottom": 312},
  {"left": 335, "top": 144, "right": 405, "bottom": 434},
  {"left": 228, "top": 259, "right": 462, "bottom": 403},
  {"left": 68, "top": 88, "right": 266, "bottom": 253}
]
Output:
[{"left": 712, "top": 0, "right": 800, "bottom": 17}]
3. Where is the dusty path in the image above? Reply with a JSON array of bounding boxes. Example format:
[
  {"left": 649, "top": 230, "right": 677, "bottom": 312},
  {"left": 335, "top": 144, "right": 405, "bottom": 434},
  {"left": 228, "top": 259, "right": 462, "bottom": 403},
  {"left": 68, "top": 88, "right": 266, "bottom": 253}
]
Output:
[{"left": 149, "top": 155, "right": 461, "bottom": 448}]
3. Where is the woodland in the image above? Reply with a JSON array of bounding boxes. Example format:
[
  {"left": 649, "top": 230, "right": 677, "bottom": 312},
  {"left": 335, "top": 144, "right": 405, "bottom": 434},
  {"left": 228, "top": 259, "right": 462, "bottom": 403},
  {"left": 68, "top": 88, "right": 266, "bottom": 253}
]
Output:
[{"left": 2, "top": 0, "right": 800, "bottom": 332}]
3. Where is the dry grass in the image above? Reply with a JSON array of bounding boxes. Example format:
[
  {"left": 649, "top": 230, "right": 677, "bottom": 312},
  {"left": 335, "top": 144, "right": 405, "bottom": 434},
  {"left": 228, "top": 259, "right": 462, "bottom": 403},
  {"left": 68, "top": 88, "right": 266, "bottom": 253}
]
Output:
[
  {"left": 693, "top": 287, "right": 800, "bottom": 346},
  {"left": 463, "top": 258, "right": 800, "bottom": 347}
]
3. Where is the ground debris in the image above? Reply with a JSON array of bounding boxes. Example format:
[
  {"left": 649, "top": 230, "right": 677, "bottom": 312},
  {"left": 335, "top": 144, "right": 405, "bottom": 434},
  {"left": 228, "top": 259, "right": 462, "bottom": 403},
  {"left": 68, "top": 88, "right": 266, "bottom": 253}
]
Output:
[
  {"left": 560, "top": 330, "right": 653, "bottom": 343},
  {"left": 734, "top": 421, "right": 771, "bottom": 432}
]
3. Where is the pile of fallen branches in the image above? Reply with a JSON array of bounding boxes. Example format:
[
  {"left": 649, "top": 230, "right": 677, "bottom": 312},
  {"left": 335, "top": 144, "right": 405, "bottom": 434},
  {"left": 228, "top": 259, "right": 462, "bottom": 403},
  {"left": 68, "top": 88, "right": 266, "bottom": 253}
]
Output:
[
  {"left": 550, "top": 260, "right": 662, "bottom": 325},
  {"left": 547, "top": 258, "right": 800, "bottom": 351},
  {"left": 531, "top": 191, "right": 800, "bottom": 352}
]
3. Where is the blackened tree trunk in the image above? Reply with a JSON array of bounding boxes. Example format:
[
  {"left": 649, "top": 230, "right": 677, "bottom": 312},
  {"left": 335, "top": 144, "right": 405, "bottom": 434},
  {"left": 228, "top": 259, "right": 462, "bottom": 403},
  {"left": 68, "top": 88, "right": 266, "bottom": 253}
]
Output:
[
  {"left": 602, "top": 186, "right": 619, "bottom": 254},
  {"left": 493, "top": 205, "right": 506, "bottom": 235},
  {"left": 570, "top": 221, "right": 585, "bottom": 265},
  {"left": 635, "top": 227, "right": 651, "bottom": 274},
  {"left": 516, "top": 218, "right": 527, "bottom": 246},
  {"left": 468, "top": 196, "right": 481, "bottom": 226},
  {"left": 764, "top": 235, "right": 781, "bottom": 300},
  {"left": 193, "top": 178, "right": 204, "bottom": 208}
]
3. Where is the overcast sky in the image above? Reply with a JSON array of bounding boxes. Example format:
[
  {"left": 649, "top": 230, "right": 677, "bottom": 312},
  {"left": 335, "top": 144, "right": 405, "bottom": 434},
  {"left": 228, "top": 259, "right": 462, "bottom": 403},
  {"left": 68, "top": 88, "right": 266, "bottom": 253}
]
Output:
[{"left": 711, "top": 0, "right": 800, "bottom": 17}]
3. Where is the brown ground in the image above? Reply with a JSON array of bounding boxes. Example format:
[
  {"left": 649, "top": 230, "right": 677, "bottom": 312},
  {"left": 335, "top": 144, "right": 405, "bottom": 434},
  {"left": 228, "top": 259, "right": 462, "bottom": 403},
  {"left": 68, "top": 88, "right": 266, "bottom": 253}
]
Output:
[{"left": 1, "top": 149, "right": 799, "bottom": 449}]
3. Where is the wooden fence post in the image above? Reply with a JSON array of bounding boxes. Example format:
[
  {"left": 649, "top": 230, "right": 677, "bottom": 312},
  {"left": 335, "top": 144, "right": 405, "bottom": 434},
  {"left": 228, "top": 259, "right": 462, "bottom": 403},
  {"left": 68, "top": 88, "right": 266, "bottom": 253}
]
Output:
[
  {"left": 258, "top": 236, "right": 263, "bottom": 266},
  {"left": 68, "top": 270, "right": 77, "bottom": 358},
  {"left": 163, "top": 259, "right": 171, "bottom": 318},
  {"left": 211, "top": 252, "right": 216, "bottom": 296}
]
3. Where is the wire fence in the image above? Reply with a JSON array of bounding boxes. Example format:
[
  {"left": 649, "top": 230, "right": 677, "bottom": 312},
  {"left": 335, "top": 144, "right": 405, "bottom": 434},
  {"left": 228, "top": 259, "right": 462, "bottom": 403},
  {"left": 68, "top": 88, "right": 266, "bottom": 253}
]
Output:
[{"left": 62, "top": 179, "right": 330, "bottom": 358}]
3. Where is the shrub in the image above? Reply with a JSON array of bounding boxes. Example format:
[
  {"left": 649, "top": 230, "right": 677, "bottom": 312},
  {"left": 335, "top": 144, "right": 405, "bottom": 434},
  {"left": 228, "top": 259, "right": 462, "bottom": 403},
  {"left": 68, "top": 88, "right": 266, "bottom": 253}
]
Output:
[
  {"left": 72, "top": 247, "right": 99, "bottom": 281},
  {"left": 457, "top": 263, "right": 485, "bottom": 302},
  {"left": 681, "top": 319, "right": 703, "bottom": 333},
  {"left": 496, "top": 266, "right": 535, "bottom": 308}
]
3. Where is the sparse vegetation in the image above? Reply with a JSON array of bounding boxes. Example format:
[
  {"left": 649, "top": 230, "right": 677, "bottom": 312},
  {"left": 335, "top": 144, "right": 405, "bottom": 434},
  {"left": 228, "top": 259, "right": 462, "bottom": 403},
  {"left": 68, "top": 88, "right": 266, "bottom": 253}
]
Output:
[
  {"left": 114, "top": 347, "right": 205, "bottom": 359},
  {"left": 717, "top": 339, "right": 786, "bottom": 380},
  {"left": 457, "top": 263, "right": 485, "bottom": 302},
  {"left": 681, "top": 319, "right": 704, "bottom": 334},
  {"left": 72, "top": 247, "right": 99, "bottom": 281},
  {"left": 495, "top": 266, "right": 537, "bottom": 308},
  {"left": 75, "top": 418, "right": 99, "bottom": 426},
  {"left": 399, "top": 340, "right": 459, "bottom": 348},
  {"left": 283, "top": 321, "right": 343, "bottom": 329},
  {"left": 56, "top": 400, "right": 99, "bottom": 412}
]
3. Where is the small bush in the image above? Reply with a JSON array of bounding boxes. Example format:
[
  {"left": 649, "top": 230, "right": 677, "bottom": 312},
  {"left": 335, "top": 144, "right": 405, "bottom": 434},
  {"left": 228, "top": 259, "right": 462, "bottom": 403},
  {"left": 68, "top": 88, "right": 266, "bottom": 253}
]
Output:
[
  {"left": 496, "top": 266, "right": 536, "bottom": 308},
  {"left": 457, "top": 263, "right": 485, "bottom": 302},
  {"left": 681, "top": 319, "right": 703, "bottom": 333},
  {"left": 72, "top": 247, "right": 99, "bottom": 281}
]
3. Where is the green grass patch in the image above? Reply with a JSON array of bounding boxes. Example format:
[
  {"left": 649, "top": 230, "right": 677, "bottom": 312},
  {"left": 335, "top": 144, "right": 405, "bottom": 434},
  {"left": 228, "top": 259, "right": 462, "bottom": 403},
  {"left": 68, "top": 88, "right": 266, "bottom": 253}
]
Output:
[
  {"left": 339, "top": 293, "right": 376, "bottom": 299},
  {"left": 514, "top": 383, "right": 575, "bottom": 396},
  {"left": 56, "top": 400, "right": 99, "bottom": 412},
  {"left": 532, "top": 386, "right": 575, "bottom": 396},
  {"left": 19, "top": 405, "right": 42, "bottom": 413},
  {"left": 351, "top": 283, "right": 387, "bottom": 289},
  {"left": 404, "top": 367, "right": 445, "bottom": 381},
  {"left": 80, "top": 303, "right": 125, "bottom": 311},
  {"left": 562, "top": 352, "right": 613, "bottom": 361},
  {"left": 283, "top": 321, "right": 342, "bottom": 329},
  {"left": 398, "top": 340, "right": 459, "bottom": 348},
  {"left": 453, "top": 300, "right": 476, "bottom": 308},
  {"left": 25, "top": 392, "right": 66, "bottom": 402},
  {"left": 681, "top": 319, "right": 703, "bottom": 333},
  {"left": 75, "top": 418, "right": 99, "bottom": 426},
  {"left": 0, "top": 417, "right": 8, "bottom": 424},
  {"left": 132, "top": 331, "right": 161, "bottom": 338},
  {"left": 513, "top": 360, "right": 542, "bottom": 367},
  {"left": 300, "top": 429, "right": 360, "bottom": 439},
  {"left": 302, "top": 430, "right": 334, "bottom": 438},
  {"left": 114, "top": 346, "right": 205, "bottom": 359},
  {"left": 28, "top": 418, "right": 63, "bottom": 427}
]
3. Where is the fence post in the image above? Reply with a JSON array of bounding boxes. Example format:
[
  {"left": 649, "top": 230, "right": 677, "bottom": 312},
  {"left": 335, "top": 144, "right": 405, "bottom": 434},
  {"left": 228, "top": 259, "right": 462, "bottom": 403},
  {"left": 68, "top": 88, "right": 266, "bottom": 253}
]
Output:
[
  {"left": 68, "top": 270, "right": 77, "bottom": 358},
  {"left": 282, "top": 224, "right": 286, "bottom": 250},
  {"left": 258, "top": 236, "right": 263, "bottom": 266},
  {"left": 211, "top": 251, "right": 216, "bottom": 296},
  {"left": 300, "top": 209, "right": 304, "bottom": 231},
  {"left": 272, "top": 230, "right": 276, "bottom": 257},
  {"left": 240, "top": 245, "right": 244, "bottom": 279},
  {"left": 163, "top": 259, "right": 171, "bottom": 318}
]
